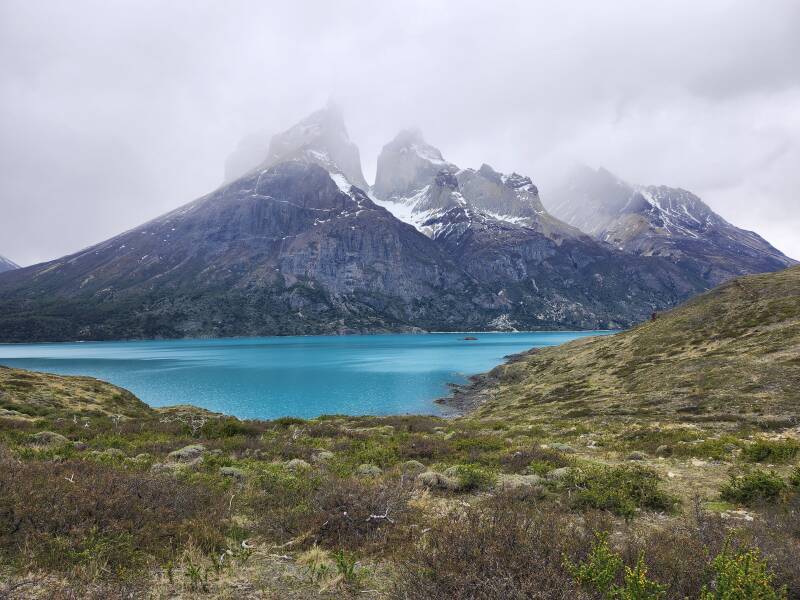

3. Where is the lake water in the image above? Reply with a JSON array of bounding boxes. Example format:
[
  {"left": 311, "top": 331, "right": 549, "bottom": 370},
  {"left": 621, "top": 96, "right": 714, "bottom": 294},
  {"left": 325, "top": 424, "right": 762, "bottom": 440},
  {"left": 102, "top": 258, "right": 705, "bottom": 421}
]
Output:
[{"left": 0, "top": 332, "right": 612, "bottom": 419}]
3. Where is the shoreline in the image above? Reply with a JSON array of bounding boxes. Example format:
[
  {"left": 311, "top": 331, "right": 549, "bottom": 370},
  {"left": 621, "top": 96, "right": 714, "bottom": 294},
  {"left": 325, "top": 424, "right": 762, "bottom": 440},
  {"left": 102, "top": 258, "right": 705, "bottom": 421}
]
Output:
[{"left": 435, "top": 347, "right": 541, "bottom": 415}]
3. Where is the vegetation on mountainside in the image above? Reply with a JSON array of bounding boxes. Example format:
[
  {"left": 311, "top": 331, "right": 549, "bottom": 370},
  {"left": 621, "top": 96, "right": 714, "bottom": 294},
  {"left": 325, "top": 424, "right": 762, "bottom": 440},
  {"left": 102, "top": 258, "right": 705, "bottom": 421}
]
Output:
[
  {"left": 0, "top": 365, "right": 151, "bottom": 419},
  {"left": 469, "top": 265, "right": 800, "bottom": 430},
  {"left": 0, "top": 267, "right": 799, "bottom": 598}
]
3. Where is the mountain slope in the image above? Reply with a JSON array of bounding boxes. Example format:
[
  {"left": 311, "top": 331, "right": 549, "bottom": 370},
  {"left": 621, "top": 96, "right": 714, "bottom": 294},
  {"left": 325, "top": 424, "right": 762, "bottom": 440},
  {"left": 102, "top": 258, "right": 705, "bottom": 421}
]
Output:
[
  {"left": 372, "top": 131, "right": 710, "bottom": 329},
  {"left": 0, "top": 255, "right": 19, "bottom": 273},
  {"left": 462, "top": 265, "right": 800, "bottom": 427},
  {"left": 0, "top": 160, "right": 499, "bottom": 341},
  {"left": 547, "top": 166, "right": 795, "bottom": 286}
]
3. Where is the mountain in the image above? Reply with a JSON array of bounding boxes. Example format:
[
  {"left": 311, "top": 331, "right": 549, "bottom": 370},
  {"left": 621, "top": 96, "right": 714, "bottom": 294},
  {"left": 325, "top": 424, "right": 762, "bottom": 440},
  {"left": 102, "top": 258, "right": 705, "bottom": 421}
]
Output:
[
  {"left": 453, "top": 265, "right": 800, "bottom": 428},
  {"left": 0, "top": 158, "right": 499, "bottom": 341},
  {"left": 0, "top": 109, "right": 775, "bottom": 342},
  {"left": 371, "top": 130, "right": 709, "bottom": 328},
  {"left": 0, "top": 255, "right": 19, "bottom": 273},
  {"left": 546, "top": 166, "right": 795, "bottom": 286}
]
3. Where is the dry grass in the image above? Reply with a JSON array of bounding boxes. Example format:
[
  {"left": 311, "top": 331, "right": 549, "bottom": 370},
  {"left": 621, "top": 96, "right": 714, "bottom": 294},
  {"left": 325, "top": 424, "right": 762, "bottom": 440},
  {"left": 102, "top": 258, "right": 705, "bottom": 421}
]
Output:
[
  {"left": 472, "top": 266, "right": 800, "bottom": 430},
  {"left": 0, "top": 365, "right": 151, "bottom": 419}
]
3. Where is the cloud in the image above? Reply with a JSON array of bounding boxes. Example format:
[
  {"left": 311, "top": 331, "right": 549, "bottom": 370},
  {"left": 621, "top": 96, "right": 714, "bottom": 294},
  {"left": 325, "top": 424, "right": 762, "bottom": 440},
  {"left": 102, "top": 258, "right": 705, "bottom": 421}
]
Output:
[{"left": 1, "top": 0, "right": 798, "bottom": 265}]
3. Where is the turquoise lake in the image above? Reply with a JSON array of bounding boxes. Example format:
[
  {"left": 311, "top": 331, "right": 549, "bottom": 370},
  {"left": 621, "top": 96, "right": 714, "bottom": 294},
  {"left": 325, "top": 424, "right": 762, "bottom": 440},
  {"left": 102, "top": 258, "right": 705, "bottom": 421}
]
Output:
[{"left": 0, "top": 332, "right": 612, "bottom": 419}]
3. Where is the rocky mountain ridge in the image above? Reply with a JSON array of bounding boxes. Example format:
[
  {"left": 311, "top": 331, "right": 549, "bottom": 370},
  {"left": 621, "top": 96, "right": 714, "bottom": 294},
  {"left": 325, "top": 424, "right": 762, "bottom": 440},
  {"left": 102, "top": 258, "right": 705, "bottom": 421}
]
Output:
[{"left": 547, "top": 165, "right": 795, "bottom": 286}]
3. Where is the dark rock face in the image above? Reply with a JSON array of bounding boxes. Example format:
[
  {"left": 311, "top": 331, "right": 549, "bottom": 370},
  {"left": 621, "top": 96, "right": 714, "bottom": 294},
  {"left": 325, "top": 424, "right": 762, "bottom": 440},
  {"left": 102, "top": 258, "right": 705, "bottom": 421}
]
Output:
[
  {"left": 0, "top": 156, "right": 704, "bottom": 341},
  {"left": 456, "top": 164, "right": 544, "bottom": 222},
  {"left": 423, "top": 205, "right": 704, "bottom": 330},
  {"left": 546, "top": 166, "right": 796, "bottom": 286},
  {"left": 0, "top": 255, "right": 18, "bottom": 274}
]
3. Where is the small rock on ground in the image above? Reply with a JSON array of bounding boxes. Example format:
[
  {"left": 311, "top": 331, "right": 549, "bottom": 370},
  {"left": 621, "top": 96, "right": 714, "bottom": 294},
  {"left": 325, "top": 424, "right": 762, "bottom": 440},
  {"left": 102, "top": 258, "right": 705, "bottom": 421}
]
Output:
[
  {"left": 167, "top": 444, "right": 206, "bottom": 462},
  {"left": 29, "top": 431, "right": 69, "bottom": 447},
  {"left": 356, "top": 463, "right": 382, "bottom": 477}
]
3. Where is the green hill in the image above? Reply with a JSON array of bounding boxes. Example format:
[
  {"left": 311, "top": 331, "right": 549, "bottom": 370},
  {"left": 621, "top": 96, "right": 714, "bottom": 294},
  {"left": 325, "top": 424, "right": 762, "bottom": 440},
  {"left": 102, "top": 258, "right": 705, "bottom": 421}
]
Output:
[
  {"left": 0, "top": 365, "right": 152, "bottom": 419},
  {"left": 468, "top": 265, "right": 800, "bottom": 430}
]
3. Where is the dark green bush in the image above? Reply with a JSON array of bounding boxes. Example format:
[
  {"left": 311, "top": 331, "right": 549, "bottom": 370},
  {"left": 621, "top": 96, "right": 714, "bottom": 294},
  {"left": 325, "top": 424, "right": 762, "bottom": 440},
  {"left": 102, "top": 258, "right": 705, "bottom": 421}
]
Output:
[
  {"left": 270, "top": 416, "right": 307, "bottom": 429},
  {"left": 565, "top": 465, "right": 677, "bottom": 519},
  {"left": 500, "top": 445, "right": 570, "bottom": 474},
  {"left": 200, "top": 417, "right": 260, "bottom": 438},
  {"left": 742, "top": 439, "right": 800, "bottom": 463},
  {"left": 720, "top": 470, "right": 787, "bottom": 505},
  {"left": 450, "top": 464, "right": 496, "bottom": 491},
  {"left": 789, "top": 466, "right": 800, "bottom": 489},
  {"left": 700, "top": 544, "right": 787, "bottom": 599}
]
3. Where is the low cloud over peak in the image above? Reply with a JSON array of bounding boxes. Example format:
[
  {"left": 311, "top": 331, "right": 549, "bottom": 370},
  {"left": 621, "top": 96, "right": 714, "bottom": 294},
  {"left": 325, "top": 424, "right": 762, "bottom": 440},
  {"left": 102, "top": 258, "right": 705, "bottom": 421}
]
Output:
[{"left": 1, "top": 0, "right": 798, "bottom": 266}]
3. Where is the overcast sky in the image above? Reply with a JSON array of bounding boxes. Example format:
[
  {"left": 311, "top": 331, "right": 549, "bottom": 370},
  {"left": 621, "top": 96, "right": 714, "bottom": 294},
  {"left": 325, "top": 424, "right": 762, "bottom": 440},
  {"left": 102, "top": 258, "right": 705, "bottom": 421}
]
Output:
[{"left": 1, "top": 0, "right": 798, "bottom": 266}]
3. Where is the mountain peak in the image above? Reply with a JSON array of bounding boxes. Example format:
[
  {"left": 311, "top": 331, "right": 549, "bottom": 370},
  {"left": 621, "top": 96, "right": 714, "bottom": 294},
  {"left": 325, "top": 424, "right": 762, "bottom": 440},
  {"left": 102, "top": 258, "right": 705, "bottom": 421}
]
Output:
[
  {"left": 263, "top": 105, "right": 367, "bottom": 190},
  {"left": 385, "top": 129, "right": 450, "bottom": 167},
  {"left": 373, "top": 130, "right": 454, "bottom": 200},
  {"left": 546, "top": 166, "right": 795, "bottom": 284}
]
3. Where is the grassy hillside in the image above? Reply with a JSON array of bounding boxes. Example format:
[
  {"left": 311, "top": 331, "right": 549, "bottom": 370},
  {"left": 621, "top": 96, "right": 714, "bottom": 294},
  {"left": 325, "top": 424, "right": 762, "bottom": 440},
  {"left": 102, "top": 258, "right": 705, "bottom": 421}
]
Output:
[
  {"left": 0, "top": 365, "right": 152, "bottom": 419},
  {"left": 0, "top": 267, "right": 799, "bottom": 598},
  {"left": 470, "top": 265, "right": 800, "bottom": 429}
]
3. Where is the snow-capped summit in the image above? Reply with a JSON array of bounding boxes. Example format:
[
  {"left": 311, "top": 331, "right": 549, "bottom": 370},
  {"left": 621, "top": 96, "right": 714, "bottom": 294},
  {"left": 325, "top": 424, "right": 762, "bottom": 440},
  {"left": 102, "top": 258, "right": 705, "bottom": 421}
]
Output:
[
  {"left": 456, "top": 164, "right": 543, "bottom": 223},
  {"left": 547, "top": 165, "right": 796, "bottom": 285},
  {"left": 262, "top": 102, "right": 368, "bottom": 191},
  {"left": 372, "top": 131, "right": 582, "bottom": 242},
  {"left": 0, "top": 255, "right": 19, "bottom": 274},
  {"left": 372, "top": 129, "right": 456, "bottom": 201}
]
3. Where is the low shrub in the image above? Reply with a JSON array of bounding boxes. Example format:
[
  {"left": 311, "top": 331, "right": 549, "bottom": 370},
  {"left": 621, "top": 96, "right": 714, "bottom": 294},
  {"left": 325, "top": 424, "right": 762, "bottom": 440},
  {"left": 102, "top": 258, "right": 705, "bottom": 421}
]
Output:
[
  {"left": 0, "top": 456, "right": 227, "bottom": 579},
  {"left": 449, "top": 464, "right": 496, "bottom": 491},
  {"left": 742, "top": 439, "right": 800, "bottom": 464},
  {"left": 450, "top": 435, "right": 506, "bottom": 456},
  {"left": 567, "top": 534, "right": 667, "bottom": 600},
  {"left": 700, "top": 544, "right": 787, "bottom": 599},
  {"left": 789, "top": 466, "right": 800, "bottom": 489},
  {"left": 350, "top": 438, "right": 401, "bottom": 468},
  {"left": 248, "top": 464, "right": 319, "bottom": 541},
  {"left": 309, "top": 475, "right": 416, "bottom": 551},
  {"left": 199, "top": 417, "right": 261, "bottom": 439},
  {"left": 720, "top": 470, "right": 787, "bottom": 505},
  {"left": 500, "top": 445, "right": 570, "bottom": 474},
  {"left": 564, "top": 532, "right": 623, "bottom": 597},
  {"left": 564, "top": 465, "right": 677, "bottom": 519},
  {"left": 270, "top": 416, "right": 308, "bottom": 428},
  {"left": 672, "top": 436, "right": 742, "bottom": 460},
  {"left": 392, "top": 496, "right": 590, "bottom": 599},
  {"left": 397, "top": 434, "right": 452, "bottom": 461}
]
